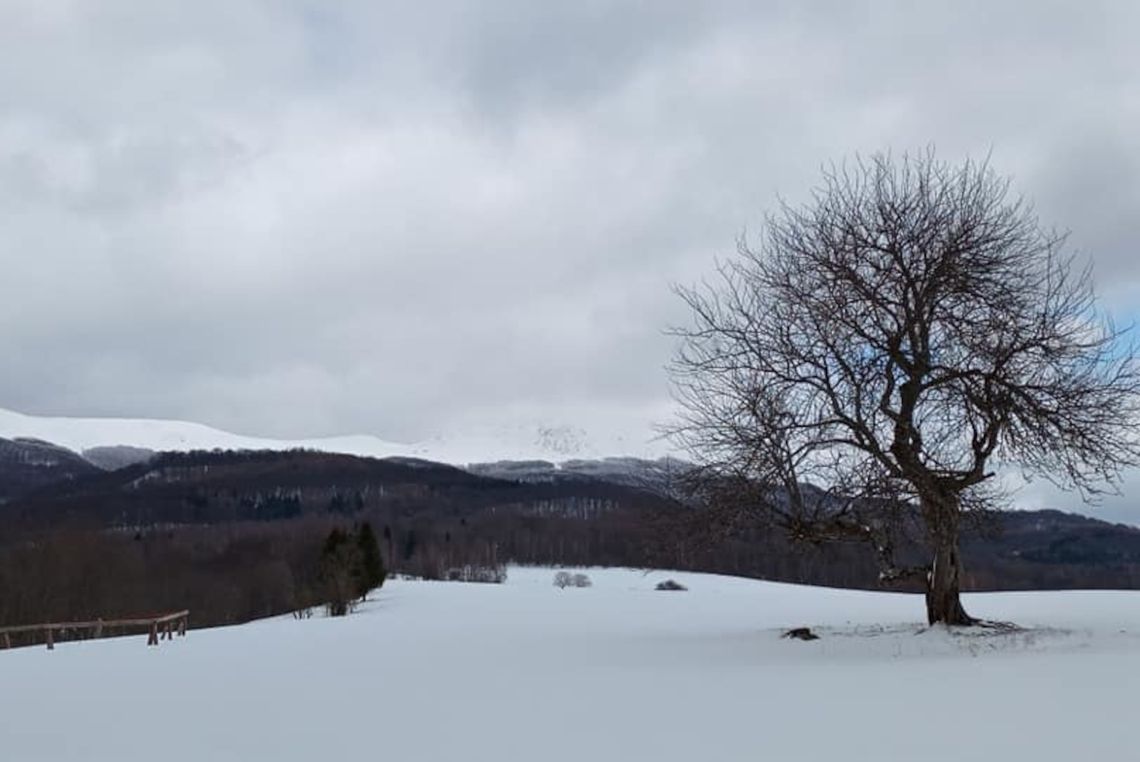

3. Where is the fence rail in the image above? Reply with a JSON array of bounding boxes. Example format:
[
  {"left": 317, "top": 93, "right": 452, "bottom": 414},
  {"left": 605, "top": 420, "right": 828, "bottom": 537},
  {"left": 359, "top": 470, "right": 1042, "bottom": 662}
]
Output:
[{"left": 0, "top": 610, "right": 189, "bottom": 650}]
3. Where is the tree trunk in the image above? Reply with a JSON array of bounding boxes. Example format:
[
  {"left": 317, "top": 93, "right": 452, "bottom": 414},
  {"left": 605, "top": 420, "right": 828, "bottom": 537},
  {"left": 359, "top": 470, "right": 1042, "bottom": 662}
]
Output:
[{"left": 922, "top": 494, "right": 975, "bottom": 626}]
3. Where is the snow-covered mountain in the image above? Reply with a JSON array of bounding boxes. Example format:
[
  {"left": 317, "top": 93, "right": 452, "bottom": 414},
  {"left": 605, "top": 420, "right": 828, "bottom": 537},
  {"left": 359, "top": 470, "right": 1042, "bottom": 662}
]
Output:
[{"left": 0, "top": 407, "right": 674, "bottom": 467}]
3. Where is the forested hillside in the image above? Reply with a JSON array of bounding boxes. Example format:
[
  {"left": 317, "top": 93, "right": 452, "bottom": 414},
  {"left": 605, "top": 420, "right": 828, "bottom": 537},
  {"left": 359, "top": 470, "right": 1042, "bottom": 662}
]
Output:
[{"left": 2, "top": 447, "right": 1140, "bottom": 633}]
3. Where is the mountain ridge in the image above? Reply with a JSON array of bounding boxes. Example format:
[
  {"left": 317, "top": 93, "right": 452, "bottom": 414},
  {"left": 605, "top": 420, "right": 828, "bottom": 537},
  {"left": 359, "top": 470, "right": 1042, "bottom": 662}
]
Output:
[{"left": 0, "top": 406, "right": 671, "bottom": 466}]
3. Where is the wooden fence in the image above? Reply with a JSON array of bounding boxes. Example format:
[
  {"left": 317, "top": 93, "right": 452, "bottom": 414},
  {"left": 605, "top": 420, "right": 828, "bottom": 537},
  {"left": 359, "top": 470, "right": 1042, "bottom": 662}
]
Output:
[{"left": 0, "top": 610, "right": 189, "bottom": 651}]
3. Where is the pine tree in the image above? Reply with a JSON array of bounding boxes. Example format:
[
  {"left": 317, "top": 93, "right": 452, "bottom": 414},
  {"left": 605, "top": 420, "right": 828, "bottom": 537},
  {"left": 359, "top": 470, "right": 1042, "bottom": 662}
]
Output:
[{"left": 355, "top": 522, "right": 387, "bottom": 600}]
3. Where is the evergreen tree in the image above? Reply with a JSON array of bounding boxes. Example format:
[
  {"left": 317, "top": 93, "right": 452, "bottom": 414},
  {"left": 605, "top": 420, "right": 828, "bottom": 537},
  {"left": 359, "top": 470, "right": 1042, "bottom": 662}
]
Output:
[
  {"left": 318, "top": 528, "right": 359, "bottom": 616},
  {"left": 354, "top": 522, "right": 387, "bottom": 600}
]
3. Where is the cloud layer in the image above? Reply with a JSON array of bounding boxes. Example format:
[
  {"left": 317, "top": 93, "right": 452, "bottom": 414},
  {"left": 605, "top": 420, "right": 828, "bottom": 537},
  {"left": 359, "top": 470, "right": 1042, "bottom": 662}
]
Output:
[{"left": 1, "top": 2, "right": 1138, "bottom": 514}]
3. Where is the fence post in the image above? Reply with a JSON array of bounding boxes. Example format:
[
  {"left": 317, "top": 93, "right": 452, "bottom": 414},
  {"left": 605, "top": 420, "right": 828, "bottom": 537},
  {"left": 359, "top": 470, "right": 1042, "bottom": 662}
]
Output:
[{"left": 46, "top": 627, "right": 54, "bottom": 650}]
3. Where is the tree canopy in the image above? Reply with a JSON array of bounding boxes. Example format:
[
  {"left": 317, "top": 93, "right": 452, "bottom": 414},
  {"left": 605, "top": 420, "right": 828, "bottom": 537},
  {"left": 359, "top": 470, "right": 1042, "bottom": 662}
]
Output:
[{"left": 670, "top": 150, "right": 1140, "bottom": 624}]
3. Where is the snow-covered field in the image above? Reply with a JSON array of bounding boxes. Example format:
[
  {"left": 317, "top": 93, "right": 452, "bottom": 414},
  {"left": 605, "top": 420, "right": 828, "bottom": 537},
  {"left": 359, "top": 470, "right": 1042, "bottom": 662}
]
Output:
[{"left": 4, "top": 567, "right": 1138, "bottom": 761}]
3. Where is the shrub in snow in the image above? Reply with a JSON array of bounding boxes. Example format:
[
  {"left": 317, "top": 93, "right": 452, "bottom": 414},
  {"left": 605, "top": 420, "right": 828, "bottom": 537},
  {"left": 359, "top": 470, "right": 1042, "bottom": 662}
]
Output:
[
  {"left": 477, "top": 565, "right": 508, "bottom": 584},
  {"left": 446, "top": 564, "right": 508, "bottom": 584},
  {"left": 655, "top": 579, "right": 687, "bottom": 591},
  {"left": 781, "top": 627, "right": 820, "bottom": 641},
  {"left": 554, "top": 571, "right": 592, "bottom": 588}
]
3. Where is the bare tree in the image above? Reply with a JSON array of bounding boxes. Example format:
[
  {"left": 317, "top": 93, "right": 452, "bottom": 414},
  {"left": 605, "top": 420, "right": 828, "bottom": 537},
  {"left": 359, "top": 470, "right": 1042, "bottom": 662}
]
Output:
[{"left": 669, "top": 150, "right": 1140, "bottom": 625}]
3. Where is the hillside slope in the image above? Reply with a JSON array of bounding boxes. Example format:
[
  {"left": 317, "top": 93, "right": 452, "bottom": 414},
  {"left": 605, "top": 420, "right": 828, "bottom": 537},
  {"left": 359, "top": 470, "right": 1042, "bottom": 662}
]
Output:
[
  {"left": 0, "top": 437, "right": 103, "bottom": 501},
  {"left": 4, "top": 447, "right": 1140, "bottom": 597}
]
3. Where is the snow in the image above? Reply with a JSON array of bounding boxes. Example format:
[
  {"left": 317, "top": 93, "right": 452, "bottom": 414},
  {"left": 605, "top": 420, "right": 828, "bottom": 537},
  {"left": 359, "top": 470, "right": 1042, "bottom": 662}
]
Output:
[
  {"left": 0, "top": 407, "right": 674, "bottom": 466},
  {"left": 3, "top": 566, "right": 1138, "bottom": 761}
]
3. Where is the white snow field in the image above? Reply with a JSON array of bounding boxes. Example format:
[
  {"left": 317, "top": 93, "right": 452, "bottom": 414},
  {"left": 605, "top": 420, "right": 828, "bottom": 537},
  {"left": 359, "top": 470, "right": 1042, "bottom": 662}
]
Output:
[{"left": 3, "top": 567, "right": 1139, "bottom": 762}]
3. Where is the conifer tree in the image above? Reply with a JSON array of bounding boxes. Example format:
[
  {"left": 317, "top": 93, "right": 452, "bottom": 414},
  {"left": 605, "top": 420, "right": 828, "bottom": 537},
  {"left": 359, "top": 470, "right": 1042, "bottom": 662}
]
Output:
[
  {"left": 355, "top": 522, "right": 387, "bottom": 600},
  {"left": 319, "top": 528, "right": 358, "bottom": 616}
]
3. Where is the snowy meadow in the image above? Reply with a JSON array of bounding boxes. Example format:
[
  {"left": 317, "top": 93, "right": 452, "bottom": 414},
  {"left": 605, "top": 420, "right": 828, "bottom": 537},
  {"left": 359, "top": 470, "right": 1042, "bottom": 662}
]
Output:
[{"left": 3, "top": 567, "right": 1138, "bottom": 761}]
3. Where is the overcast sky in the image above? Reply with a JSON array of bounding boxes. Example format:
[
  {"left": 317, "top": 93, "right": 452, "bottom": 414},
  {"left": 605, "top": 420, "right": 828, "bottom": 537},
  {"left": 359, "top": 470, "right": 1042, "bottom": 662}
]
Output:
[{"left": 1, "top": 2, "right": 1138, "bottom": 515}]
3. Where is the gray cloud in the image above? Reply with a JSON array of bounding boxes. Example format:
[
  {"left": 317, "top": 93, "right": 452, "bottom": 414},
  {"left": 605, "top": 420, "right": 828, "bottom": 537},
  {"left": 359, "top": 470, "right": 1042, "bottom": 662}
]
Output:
[{"left": 1, "top": 1, "right": 1138, "bottom": 516}]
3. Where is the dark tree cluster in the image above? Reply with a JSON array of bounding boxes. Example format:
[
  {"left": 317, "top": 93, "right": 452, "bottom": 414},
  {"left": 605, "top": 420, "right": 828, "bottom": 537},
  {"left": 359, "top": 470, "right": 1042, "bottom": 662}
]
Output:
[
  {"left": 318, "top": 522, "right": 387, "bottom": 616},
  {"left": 0, "top": 518, "right": 337, "bottom": 640}
]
